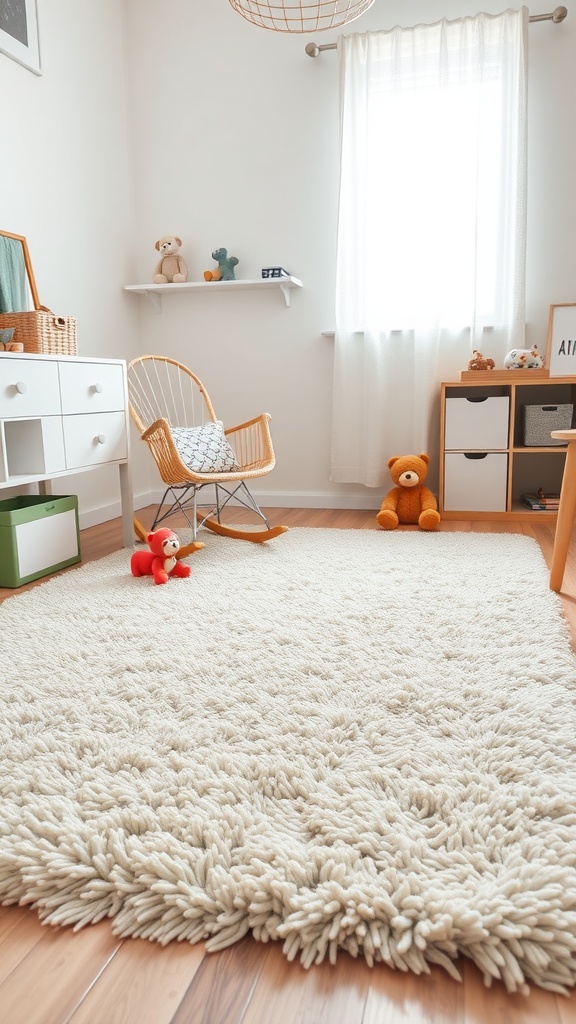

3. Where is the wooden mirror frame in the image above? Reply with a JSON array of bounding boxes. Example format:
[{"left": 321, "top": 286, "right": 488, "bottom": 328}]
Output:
[{"left": 0, "top": 230, "right": 40, "bottom": 312}]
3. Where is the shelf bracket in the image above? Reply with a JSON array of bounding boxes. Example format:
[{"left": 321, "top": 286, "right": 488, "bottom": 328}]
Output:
[
  {"left": 146, "top": 292, "right": 162, "bottom": 314},
  {"left": 280, "top": 283, "right": 291, "bottom": 307}
]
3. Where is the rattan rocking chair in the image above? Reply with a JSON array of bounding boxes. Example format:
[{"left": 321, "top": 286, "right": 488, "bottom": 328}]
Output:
[{"left": 128, "top": 355, "right": 288, "bottom": 548}]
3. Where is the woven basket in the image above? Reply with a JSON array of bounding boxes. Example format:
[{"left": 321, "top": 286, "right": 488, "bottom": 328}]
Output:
[{"left": 0, "top": 306, "right": 77, "bottom": 356}]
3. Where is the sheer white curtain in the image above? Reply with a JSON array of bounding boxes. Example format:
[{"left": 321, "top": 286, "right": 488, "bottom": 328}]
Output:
[{"left": 331, "top": 8, "right": 528, "bottom": 487}]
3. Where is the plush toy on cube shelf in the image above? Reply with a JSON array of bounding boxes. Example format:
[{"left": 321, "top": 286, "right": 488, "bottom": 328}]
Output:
[
  {"left": 468, "top": 350, "right": 495, "bottom": 371},
  {"left": 153, "top": 236, "right": 188, "bottom": 283},
  {"left": 376, "top": 454, "right": 441, "bottom": 531},
  {"left": 503, "top": 346, "right": 544, "bottom": 370},
  {"left": 130, "top": 528, "right": 192, "bottom": 585},
  {"left": 203, "top": 247, "right": 239, "bottom": 282}
]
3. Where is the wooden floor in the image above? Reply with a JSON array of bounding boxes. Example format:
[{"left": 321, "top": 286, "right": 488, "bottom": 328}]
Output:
[{"left": 1, "top": 505, "right": 576, "bottom": 1024}]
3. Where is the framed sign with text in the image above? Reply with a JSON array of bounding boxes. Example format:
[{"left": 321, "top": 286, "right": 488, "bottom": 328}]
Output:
[{"left": 546, "top": 303, "right": 576, "bottom": 377}]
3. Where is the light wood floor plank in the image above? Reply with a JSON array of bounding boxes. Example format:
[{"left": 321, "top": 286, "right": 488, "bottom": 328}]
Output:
[
  {"left": 0, "top": 908, "right": 48, "bottom": 985},
  {"left": 67, "top": 936, "right": 206, "bottom": 1024},
  {"left": 170, "top": 938, "right": 272, "bottom": 1024},
  {"left": 462, "top": 958, "right": 562, "bottom": 1024},
  {"left": 242, "top": 942, "right": 370, "bottom": 1024},
  {"left": 0, "top": 904, "right": 31, "bottom": 944},
  {"left": 363, "top": 961, "right": 464, "bottom": 1024},
  {"left": 558, "top": 989, "right": 576, "bottom": 1024},
  {"left": 0, "top": 922, "right": 121, "bottom": 1024}
]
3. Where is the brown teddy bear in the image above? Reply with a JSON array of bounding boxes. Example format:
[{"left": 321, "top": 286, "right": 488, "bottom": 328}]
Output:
[
  {"left": 468, "top": 349, "right": 495, "bottom": 371},
  {"left": 153, "top": 236, "right": 188, "bottom": 283},
  {"left": 376, "top": 453, "right": 441, "bottom": 531}
]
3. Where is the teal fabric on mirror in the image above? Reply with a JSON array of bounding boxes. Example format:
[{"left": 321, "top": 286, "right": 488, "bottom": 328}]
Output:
[{"left": 0, "top": 236, "right": 28, "bottom": 313}]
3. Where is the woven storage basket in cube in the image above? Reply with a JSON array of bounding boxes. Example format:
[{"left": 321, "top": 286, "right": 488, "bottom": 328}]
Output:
[
  {"left": 523, "top": 403, "right": 573, "bottom": 446},
  {"left": 0, "top": 306, "right": 77, "bottom": 356}
]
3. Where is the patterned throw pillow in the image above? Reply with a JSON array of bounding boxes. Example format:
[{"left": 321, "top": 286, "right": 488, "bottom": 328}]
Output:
[{"left": 170, "top": 421, "right": 240, "bottom": 474}]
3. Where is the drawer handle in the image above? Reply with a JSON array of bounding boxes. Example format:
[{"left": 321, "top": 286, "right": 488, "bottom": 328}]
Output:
[
  {"left": 96, "top": 433, "right": 107, "bottom": 445},
  {"left": 15, "top": 381, "right": 28, "bottom": 394},
  {"left": 91, "top": 383, "right": 104, "bottom": 393}
]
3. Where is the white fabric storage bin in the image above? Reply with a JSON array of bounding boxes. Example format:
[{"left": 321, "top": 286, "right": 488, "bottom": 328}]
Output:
[
  {"left": 444, "top": 396, "right": 509, "bottom": 450},
  {"left": 444, "top": 452, "right": 508, "bottom": 511}
]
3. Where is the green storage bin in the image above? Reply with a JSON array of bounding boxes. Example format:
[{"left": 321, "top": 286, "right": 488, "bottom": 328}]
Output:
[{"left": 0, "top": 494, "right": 80, "bottom": 588}]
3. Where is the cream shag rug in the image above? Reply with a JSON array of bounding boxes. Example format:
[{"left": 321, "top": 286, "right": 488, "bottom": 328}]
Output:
[{"left": 1, "top": 528, "right": 576, "bottom": 995}]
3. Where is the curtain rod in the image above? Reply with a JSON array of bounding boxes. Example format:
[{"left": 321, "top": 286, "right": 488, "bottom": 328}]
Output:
[{"left": 305, "top": 5, "right": 567, "bottom": 55}]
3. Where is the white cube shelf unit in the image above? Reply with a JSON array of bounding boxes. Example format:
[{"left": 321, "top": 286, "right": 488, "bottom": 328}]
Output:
[{"left": 439, "top": 375, "right": 576, "bottom": 520}]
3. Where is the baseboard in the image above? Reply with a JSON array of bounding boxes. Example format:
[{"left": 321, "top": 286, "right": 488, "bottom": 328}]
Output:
[
  {"left": 77, "top": 491, "right": 160, "bottom": 532},
  {"left": 77, "top": 502, "right": 122, "bottom": 531},
  {"left": 250, "top": 490, "right": 382, "bottom": 511}
]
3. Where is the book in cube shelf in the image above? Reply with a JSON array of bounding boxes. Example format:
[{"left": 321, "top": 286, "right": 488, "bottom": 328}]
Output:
[{"left": 521, "top": 492, "right": 560, "bottom": 510}]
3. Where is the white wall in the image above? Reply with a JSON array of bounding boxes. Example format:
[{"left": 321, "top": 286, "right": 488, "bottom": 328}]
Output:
[
  {"left": 0, "top": 0, "right": 146, "bottom": 524},
  {"left": 2, "top": 0, "right": 575, "bottom": 524},
  {"left": 124, "top": 0, "right": 576, "bottom": 510}
]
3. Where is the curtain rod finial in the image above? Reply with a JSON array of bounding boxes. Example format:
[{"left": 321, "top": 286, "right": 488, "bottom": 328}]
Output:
[{"left": 553, "top": 6, "right": 568, "bottom": 22}]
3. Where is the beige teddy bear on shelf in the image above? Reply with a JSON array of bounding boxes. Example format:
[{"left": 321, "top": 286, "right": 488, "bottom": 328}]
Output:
[{"left": 153, "top": 236, "right": 188, "bottom": 283}]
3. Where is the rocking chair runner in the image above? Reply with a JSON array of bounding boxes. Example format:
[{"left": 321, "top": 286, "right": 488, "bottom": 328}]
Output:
[{"left": 127, "top": 355, "right": 288, "bottom": 547}]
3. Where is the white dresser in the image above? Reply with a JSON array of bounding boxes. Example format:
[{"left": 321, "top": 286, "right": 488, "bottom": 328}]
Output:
[{"left": 0, "top": 353, "right": 133, "bottom": 546}]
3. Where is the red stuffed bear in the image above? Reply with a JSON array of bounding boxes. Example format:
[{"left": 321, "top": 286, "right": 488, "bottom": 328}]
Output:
[{"left": 130, "top": 528, "right": 192, "bottom": 585}]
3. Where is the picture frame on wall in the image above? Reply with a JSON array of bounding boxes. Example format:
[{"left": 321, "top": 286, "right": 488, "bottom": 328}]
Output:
[
  {"left": 0, "top": 0, "right": 41, "bottom": 76},
  {"left": 546, "top": 303, "right": 576, "bottom": 378}
]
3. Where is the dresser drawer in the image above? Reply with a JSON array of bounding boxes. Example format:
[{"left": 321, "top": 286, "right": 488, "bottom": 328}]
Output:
[
  {"left": 444, "top": 396, "right": 510, "bottom": 450},
  {"left": 59, "top": 361, "right": 125, "bottom": 414},
  {"left": 444, "top": 452, "right": 508, "bottom": 511},
  {"left": 63, "top": 412, "right": 127, "bottom": 469},
  {"left": 0, "top": 358, "right": 61, "bottom": 418}
]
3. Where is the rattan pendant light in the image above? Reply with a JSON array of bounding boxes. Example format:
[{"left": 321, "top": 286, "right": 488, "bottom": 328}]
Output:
[{"left": 228, "top": 0, "right": 376, "bottom": 33}]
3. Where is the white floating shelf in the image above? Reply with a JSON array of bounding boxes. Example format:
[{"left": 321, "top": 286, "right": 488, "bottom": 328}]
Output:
[{"left": 124, "top": 276, "right": 303, "bottom": 312}]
